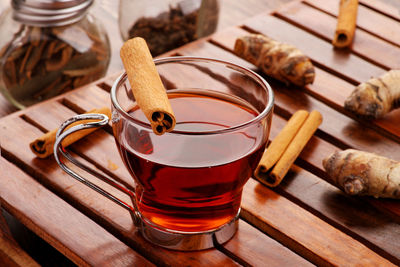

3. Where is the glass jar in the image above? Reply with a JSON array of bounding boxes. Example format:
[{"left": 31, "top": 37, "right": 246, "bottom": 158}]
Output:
[
  {"left": 0, "top": 0, "right": 111, "bottom": 109},
  {"left": 119, "top": 0, "right": 219, "bottom": 56}
]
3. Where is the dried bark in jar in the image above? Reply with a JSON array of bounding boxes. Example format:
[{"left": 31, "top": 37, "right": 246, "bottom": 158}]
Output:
[{"left": 0, "top": 24, "right": 110, "bottom": 108}]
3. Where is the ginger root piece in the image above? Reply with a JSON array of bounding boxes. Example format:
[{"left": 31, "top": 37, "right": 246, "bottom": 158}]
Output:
[
  {"left": 323, "top": 149, "right": 400, "bottom": 199},
  {"left": 344, "top": 70, "right": 400, "bottom": 119},
  {"left": 234, "top": 34, "right": 315, "bottom": 87}
]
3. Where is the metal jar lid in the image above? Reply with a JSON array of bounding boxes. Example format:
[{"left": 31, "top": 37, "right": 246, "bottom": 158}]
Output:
[{"left": 11, "top": 0, "right": 94, "bottom": 27}]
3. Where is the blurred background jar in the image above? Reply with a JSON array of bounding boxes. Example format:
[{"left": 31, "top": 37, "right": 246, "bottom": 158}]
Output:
[
  {"left": 0, "top": 0, "right": 111, "bottom": 109},
  {"left": 119, "top": 0, "right": 220, "bottom": 56}
]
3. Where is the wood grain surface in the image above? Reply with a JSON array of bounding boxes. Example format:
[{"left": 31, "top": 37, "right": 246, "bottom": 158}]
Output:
[
  {"left": 0, "top": 157, "right": 154, "bottom": 267},
  {"left": 0, "top": 0, "right": 398, "bottom": 117},
  {"left": 1, "top": 0, "right": 400, "bottom": 266},
  {"left": 0, "top": 205, "right": 39, "bottom": 267},
  {"left": 0, "top": 1, "right": 299, "bottom": 265}
]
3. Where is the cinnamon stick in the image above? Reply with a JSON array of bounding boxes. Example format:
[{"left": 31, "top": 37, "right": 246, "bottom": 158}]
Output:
[
  {"left": 30, "top": 107, "right": 111, "bottom": 158},
  {"left": 255, "top": 110, "right": 322, "bottom": 187},
  {"left": 255, "top": 110, "right": 309, "bottom": 177},
  {"left": 120, "top": 37, "right": 176, "bottom": 135},
  {"left": 332, "top": 0, "right": 359, "bottom": 48}
]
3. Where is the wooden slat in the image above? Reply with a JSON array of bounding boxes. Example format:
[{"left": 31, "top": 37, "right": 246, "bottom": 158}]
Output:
[
  {"left": 241, "top": 179, "right": 395, "bottom": 266},
  {"left": 37, "top": 74, "right": 399, "bottom": 266},
  {"left": 218, "top": 0, "right": 270, "bottom": 31},
  {"left": 177, "top": 38, "right": 400, "bottom": 261},
  {"left": 0, "top": 117, "right": 135, "bottom": 231},
  {"left": 161, "top": 35, "right": 400, "bottom": 264},
  {"left": 60, "top": 70, "right": 314, "bottom": 267},
  {"left": 271, "top": 113, "right": 400, "bottom": 220},
  {"left": 0, "top": 207, "right": 39, "bottom": 267},
  {"left": 185, "top": 29, "right": 400, "bottom": 222},
  {"left": 359, "top": 0, "right": 400, "bottom": 21},
  {"left": 214, "top": 25, "right": 400, "bottom": 141},
  {"left": 209, "top": 26, "right": 400, "bottom": 151},
  {"left": 369, "top": 200, "right": 400, "bottom": 219},
  {"left": 178, "top": 41, "right": 255, "bottom": 70},
  {"left": 270, "top": 88, "right": 400, "bottom": 220},
  {"left": 0, "top": 211, "right": 12, "bottom": 241},
  {"left": 4, "top": 93, "right": 312, "bottom": 265},
  {"left": 242, "top": 14, "right": 386, "bottom": 84},
  {"left": 0, "top": 117, "right": 239, "bottom": 266},
  {"left": 271, "top": 81, "right": 400, "bottom": 158},
  {"left": 209, "top": 28, "right": 400, "bottom": 147},
  {"left": 210, "top": 26, "right": 400, "bottom": 142},
  {"left": 22, "top": 99, "right": 135, "bottom": 191},
  {"left": 304, "top": 0, "right": 400, "bottom": 45},
  {"left": 61, "top": 84, "right": 112, "bottom": 113},
  {"left": 275, "top": 1, "right": 400, "bottom": 69},
  {"left": 275, "top": 166, "right": 400, "bottom": 264},
  {"left": 222, "top": 220, "right": 313, "bottom": 266},
  {"left": 306, "top": 68, "right": 400, "bottom": 141},
  {"left": 217, "top": 0, "right": 305, "bottom": 31},
  {"left": 0, "top": 2, "right": 398, "bottom": 265},
  {"left": 0, "top": 157, "right": 153, "bottom": 267}
]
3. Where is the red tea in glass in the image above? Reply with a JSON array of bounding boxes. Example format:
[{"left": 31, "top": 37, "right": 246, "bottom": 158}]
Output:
[
  {"left": 55, "top": 57, "right": 273, "bottom": 250},
  {"left": 109, "top": 57, "right": 273, "bottom": 249},
  {"left": 115, "top": 90, "right": 267, "bottom": 232}
]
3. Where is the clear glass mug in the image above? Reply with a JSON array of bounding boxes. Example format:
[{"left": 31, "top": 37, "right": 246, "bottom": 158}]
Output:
[{"left": 54, "top": 57, "right": 274, "bottom": 250}]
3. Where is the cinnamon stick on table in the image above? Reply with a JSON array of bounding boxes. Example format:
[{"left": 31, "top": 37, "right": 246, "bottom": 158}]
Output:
[
  {"left": 30, "top": 107, "right": 111, "bottom": 158},
  {"left": 255, "top": 110, "right": 323, "bottom": 187},
  {"left": 256, "top": 110, "right": 309, "bottom": 174},
  {"left": 332, "top": 0, "right": 359, "bottom": 48},
  {"left": 120, "top": 37, "right": 176, "bottom": 135}
]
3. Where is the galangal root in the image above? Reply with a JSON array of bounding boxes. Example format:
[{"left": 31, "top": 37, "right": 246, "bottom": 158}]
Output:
[
  {"left": 344, "top": 70, "right": 400, "bottom": 119},
  {"left": 323, "top": 149, "right": 400, "bottom": 199},
  {"left": 234, "top": 34, "right": 315, "bottom": 87}
]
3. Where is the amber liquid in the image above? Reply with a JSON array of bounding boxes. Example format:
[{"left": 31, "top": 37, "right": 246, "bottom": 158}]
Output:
[{"left": 115, "top": 90, "right": 266, "bottom": 232}]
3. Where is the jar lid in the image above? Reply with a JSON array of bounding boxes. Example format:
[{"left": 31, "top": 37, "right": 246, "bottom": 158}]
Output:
[{"left": 12, "top": 0, "right": 94, "bottom": 27}]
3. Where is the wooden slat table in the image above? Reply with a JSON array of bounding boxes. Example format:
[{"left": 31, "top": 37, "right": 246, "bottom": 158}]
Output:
[{"left": 1, "top": 0, "right": 400, "bottom": 265}]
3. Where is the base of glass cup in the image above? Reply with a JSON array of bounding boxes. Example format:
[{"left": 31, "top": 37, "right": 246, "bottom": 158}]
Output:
[{"left": 137, "top": 210, "right": 240, "bottom": 251}]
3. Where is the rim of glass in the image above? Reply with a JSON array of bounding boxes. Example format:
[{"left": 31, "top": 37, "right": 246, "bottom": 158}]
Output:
[{"left": 111, "top": 56, "right": 274, "bottom": 135}]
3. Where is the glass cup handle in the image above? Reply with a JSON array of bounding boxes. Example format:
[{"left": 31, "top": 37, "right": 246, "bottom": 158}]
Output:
[{"left": 53, "top": 113, "right": 141, "bottom": 226}]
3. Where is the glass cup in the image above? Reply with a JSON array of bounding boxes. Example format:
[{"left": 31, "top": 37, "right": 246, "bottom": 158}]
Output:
[{"left": 54, "top": 56, "right": 274, "bottom": 250}]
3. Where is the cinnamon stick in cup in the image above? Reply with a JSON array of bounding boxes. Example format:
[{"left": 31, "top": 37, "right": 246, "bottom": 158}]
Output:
[
  {"left": 120, "top": 37, "right": 176, "bottom": 135},
  {"left": 255, "top": 110, "right": 322, "bottom": 187},
  {"left": 332, "top": 0, "right": 359, "bottom": 48},
  {"left": 30, "top": 107, "right": 111, "bottom": 158}
]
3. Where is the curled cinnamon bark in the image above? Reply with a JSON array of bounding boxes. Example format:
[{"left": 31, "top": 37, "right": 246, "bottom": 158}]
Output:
[
  {"left": 333, "top": 0, "right": 359, "bottom": 48},
  {"left": 30, "top": 107, "right": 111, "bottom": 158},
  {"left": 120, "top": 37, "right": 176, "bottom": 135},
  {"left": 255, "top": 110, "right": 322, "bottom": 187}
]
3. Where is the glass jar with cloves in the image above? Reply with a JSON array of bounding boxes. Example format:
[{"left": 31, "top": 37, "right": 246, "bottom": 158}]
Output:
[
  {"left": 0, "top": 0, "right": 110, "bottom": 109},
  {"left": 119, "top": 0, "right": 220, "bottom": 57}
]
